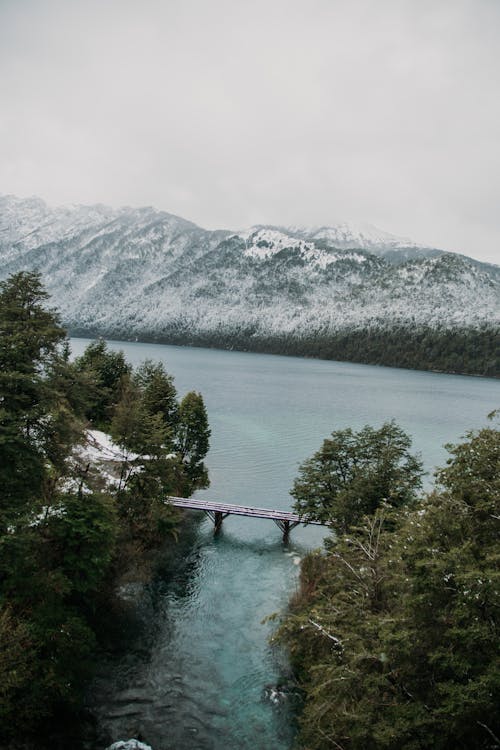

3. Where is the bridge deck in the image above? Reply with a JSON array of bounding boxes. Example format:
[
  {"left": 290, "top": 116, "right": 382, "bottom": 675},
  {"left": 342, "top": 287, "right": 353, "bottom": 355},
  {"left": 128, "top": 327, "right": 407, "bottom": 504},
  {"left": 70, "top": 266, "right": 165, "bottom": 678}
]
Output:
[{"left": 167, "top": 496, "right": 324, "bottom": 526}]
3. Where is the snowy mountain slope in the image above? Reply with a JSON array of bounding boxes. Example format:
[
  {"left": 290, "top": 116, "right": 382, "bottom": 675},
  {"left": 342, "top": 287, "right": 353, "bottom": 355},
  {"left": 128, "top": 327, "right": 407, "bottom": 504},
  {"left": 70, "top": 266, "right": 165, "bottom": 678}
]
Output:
[
  {"left": 0, "top": 195, "right": 498, "bottom": 360},
  {"left": 278, "top": 221, "right": 448, "bottom": 263},
  {"left": 283, "top": 220, "right": 416, "bottom": 250}
]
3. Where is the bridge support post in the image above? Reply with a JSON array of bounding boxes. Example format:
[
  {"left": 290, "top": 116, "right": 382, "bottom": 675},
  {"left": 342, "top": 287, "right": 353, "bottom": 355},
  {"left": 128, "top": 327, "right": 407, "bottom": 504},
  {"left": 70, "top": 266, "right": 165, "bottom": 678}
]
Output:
[
  {"left": 282, "top": 519, "right": 291, "bottom": 543},
  {"left": 214, "top": 511, "right": 224, "bottom": 533},
  {"left": 205, "top": 510, "right": 230, "bottom": 534},
  {"left": 274, "top": 519, "right": 300, "bottom": 542}
]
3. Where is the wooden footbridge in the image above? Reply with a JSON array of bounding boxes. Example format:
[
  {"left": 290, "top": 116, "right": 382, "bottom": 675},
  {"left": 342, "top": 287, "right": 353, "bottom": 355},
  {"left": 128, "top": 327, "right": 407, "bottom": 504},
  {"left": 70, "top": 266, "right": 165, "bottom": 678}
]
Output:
[{"left": 167, "top": 496, "right": 326, "bottom": 540}]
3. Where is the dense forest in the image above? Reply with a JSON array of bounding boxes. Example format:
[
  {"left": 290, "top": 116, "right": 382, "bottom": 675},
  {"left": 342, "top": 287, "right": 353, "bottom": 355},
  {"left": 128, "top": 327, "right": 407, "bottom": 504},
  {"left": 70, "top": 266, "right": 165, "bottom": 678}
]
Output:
[
  {"left": 70, "top": 324, "right": 499, "bottom": 378},
  {"left": 278, "top": 419, "right": 500, "bottom": 749},
  {"left": 0, "top": 272, "right": 210, "bottom": 749}
]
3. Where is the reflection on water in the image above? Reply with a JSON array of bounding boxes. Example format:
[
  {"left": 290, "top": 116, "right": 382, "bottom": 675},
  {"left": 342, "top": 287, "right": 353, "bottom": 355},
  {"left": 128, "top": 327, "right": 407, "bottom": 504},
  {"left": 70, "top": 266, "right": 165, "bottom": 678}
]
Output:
[{"left": 71, "top": 339, "right": 499, "bottom": 750}]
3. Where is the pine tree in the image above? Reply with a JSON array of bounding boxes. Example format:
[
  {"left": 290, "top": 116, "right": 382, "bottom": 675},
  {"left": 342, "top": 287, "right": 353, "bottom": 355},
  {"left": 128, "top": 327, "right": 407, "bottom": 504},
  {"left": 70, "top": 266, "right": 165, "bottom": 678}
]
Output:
[
  {"left": 175, "top": 391, "right": 211, "bottom": 495},
  {"left": 74, "top": 339, "right": 130, "bottom": 426},
  {"left": 0, "top": 272, "right": 67, "bottom": 529}
]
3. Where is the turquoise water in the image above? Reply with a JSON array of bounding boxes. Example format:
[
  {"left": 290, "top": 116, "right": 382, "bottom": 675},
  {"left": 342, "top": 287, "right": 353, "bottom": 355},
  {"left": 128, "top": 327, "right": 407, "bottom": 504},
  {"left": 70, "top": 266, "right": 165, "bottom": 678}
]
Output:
[{"left": 70, "top": 339, "right": 499, "bottom": 750}]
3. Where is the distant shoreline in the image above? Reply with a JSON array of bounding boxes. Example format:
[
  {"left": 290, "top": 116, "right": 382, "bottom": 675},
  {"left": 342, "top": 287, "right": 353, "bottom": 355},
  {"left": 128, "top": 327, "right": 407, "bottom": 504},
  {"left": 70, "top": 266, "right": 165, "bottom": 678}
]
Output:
[{"left": 68, "top": 327, "right": 500, "bottom": 380}]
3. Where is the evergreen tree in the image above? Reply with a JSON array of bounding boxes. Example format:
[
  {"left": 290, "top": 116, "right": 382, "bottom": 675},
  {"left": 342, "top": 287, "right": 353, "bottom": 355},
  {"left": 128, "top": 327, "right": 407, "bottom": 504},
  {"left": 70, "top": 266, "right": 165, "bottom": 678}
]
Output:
[
  {"left": 110, "top": 374, "right": 180, "bottom": 542},
  {"left": 0, "top": 272, "right": 67, "bottom": 528},
  {"left": 74, "top": 339, "right": 130, "bottom": 426},
  {"left": 391, "top": 423, "right": 500, "bottom": 749},
  {"left": 278, "top": 509, "right": 402, "bottom": 750},
  {"left": 176, "top": 391, "right": 211, "bottom": 495},
  {"left": 0, "top": 274, "right": 116, "bottom": 740},
  {"left": 135, "top": 359, "right": 179, "bottom": 432}
]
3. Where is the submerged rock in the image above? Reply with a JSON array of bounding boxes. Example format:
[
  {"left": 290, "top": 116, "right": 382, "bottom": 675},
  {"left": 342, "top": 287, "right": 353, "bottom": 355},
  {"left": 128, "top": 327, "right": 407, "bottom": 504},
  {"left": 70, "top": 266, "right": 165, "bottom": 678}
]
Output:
[
  {"left": 263, "top": 680, "right": 303, "bottom": 709},
  {"left": 263, "top": 684, "right": 288, "bottom": 705}
]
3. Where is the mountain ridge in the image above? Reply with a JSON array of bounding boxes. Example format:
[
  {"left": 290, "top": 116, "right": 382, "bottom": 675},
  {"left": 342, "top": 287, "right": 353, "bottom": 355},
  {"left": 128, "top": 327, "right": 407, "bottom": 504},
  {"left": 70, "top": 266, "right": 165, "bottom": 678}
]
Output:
[{"left": 1, "top": 194, "right": 498, "bottom": 376}]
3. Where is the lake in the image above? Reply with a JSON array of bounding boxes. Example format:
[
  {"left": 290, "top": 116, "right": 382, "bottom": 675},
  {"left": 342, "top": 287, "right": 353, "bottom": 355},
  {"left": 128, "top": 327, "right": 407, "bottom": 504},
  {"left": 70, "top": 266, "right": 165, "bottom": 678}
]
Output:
[{"left": 70, "top": 338, "right": 499, "bottom": 750}]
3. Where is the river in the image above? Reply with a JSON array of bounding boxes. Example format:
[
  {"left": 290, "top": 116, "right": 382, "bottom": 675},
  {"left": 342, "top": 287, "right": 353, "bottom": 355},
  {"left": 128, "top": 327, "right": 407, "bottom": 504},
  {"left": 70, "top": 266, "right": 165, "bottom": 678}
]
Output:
[{"left": 69, "top": 338, "right": 499, "bottom": 750}]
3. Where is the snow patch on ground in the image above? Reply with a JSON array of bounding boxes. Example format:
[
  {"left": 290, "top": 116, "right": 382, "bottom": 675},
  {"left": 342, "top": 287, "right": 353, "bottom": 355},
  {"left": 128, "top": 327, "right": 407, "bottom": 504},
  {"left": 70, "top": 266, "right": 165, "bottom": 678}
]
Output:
[
  {"left": 71, "top": 430, "right": 143, "bottom": 491},
  {"left": 83, "top": 430, "right": 139, "bottom": 463}
]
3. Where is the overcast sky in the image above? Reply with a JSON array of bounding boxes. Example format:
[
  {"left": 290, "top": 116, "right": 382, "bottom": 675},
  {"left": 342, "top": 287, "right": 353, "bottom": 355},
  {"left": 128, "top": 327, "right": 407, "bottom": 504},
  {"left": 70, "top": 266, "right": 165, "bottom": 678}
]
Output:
[{"left": 1, "top": 0, "right": 499, "bottom": 263}]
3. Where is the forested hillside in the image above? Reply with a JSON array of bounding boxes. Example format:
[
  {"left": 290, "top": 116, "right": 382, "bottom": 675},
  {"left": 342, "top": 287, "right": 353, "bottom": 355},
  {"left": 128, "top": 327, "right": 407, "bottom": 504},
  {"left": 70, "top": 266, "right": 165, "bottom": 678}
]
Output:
[{"left": 0, "top": 272, "right": 210, "bottom": 748}]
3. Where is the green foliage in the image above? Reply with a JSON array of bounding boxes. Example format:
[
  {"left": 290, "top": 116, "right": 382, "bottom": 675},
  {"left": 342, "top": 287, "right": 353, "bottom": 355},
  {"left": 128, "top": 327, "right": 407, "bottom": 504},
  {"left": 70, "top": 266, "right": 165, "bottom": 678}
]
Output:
[
  {"left": 43, "top": 492, "right": 117, "bottom": 602},
  {"left": 279, "top": 510, "right": 404, "bottom": 749},
  {"left": 110, "top": 373, "right": 153, "bottom": 455},
  {"left": 0, "top": 273, "right": 211, "bottom": 744},
  {"left": 0, "top": 606, "right": 33, "bottom": 724},
  {"left": 0, "top": 271, "right": 65, "bottom": 373},
  {"left": 0, "top": 272, "right": 68, "bottom": 528},
  {"left": 74, "top": 338, "right": 131, "bottom": 425},
  {"left": 279, "top": 422, "right": 500, "bottom": 749},
  {"left": 108, "top": 370, "right": 210, "bottom": 540},
  {"left": 292, "top": 421, "right": 423, "bottom": 531},
  {"left": 176, "top": 391, "right": 211, "bottom": 495},
  {"left": 135, "top": 359, "right": 179, "bottom": 431},
  {"left": 110, "top": 375, "right": 178, "bottom": 543},
  {"left": 390, "top": 425, "right": 500, "bottom": 749},
  {"left": 435, "top": 419, "right": 500, "bottom": 516},
  {"left": 0, "top": 287, "right": 118, "bottom": 738},
  {"left": 20, "top": 605, "right": 98, "bottom": 722}
]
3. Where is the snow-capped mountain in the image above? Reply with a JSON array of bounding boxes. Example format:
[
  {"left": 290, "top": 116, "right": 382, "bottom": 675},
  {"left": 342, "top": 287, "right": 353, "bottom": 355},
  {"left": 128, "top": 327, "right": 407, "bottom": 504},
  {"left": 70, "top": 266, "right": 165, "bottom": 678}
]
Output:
[
  {"left": 281, "top": 221, "right": 416, "bottom": 250},
  {"left": 0, "top": 194, "right": 498, "bottom": 373}
]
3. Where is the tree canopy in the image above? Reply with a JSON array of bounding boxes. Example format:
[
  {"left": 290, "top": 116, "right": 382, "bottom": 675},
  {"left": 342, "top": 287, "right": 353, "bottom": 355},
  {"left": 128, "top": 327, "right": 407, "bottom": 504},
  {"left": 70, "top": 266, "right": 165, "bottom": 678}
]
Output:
[
  {"left": 0, "top": 272, "right": 70, "bottom": 528},
  {"left": 73, "top": 337, "right": 131, "bottom": 425},
  {"left": 291, "top": 421, "right": 423, "bottom": 531},
  {"left": 279, "top": 418, "right": 500, "bottom": 750}
]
